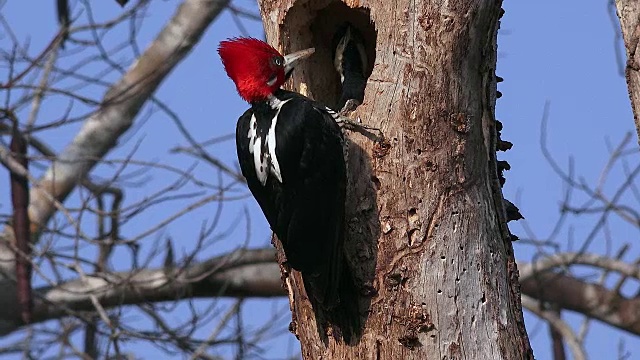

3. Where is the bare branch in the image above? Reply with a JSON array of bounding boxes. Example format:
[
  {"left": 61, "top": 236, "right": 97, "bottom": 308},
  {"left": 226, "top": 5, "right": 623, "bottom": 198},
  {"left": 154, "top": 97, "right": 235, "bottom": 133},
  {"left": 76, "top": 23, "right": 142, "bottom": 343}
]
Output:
[
  {"left": 521, "top": 295, "right": 586, "bottom": 360},
  {"left": 2, "top": 0, "right": 231, "bottom": 246},
  {"left": 520, "top": 269, "right": 640, "bottom": 335},
  {"left": 548, "top": 306, "right": 566, "bottom": 360},
  {"left": 0, "top": 0, "right": 273, "bottom": 357},
  {"left": 0, "top": 248, "right": 282, "bottom": 335},
  {"left": 519, "top": 253, "right": 640, "bottom": 282}
]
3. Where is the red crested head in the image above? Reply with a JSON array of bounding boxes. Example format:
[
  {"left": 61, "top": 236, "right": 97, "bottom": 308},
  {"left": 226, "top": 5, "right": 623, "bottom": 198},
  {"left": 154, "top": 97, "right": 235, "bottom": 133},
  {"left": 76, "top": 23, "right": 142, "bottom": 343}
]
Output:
[{"left": 218, "top": 38, "right": 315, "bottom": 103}]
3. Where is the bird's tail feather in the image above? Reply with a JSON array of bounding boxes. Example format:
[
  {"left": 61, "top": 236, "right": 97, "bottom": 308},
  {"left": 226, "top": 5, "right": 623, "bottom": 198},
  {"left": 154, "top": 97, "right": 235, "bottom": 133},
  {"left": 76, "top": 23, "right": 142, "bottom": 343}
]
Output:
[{"left": 303, "top": 256, "right": 361, "bottom": 343}]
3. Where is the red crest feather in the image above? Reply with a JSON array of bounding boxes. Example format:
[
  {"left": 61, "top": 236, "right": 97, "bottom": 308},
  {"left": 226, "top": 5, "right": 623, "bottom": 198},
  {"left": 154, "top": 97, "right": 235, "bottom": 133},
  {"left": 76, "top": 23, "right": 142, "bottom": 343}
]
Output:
[{"left": 218, "top": 38, "right": 285, "bottom": 103}]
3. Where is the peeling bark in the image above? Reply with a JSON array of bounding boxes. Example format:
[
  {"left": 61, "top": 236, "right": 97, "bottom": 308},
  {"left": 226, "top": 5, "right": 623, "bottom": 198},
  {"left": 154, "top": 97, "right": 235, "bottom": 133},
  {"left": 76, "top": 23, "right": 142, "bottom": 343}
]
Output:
[{"left": 257, "top": 0, "right": 532, "bottom": 358}]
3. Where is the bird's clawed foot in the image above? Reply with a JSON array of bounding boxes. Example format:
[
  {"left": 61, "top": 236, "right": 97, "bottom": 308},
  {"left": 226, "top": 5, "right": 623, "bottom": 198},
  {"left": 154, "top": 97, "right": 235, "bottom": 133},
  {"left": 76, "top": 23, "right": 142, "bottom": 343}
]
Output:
[{"left": 336, "top": 99, "right": 383, "bottom": 142}]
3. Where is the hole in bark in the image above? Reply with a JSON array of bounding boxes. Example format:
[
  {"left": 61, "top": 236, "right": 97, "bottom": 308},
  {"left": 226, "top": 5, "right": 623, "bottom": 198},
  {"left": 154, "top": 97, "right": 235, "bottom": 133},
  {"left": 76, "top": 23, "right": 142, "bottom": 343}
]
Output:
[
  {"left": 459, "top": 245, "right": 463, "bottom": 251},
  {"left": 481, "top": 293, "right": 486, "bottom": 303},
  {"left": 283, "top": 1, "right": 377, "bottom": 109},
  {"left": 398, "top": 334, "right": 421, "bottom": 350},
  {"left": 437, "top": 289, "right": 442, "bottom": 294},
  {"left": 371, "top": 175, "right": 381, "bottom": 190},
  {"left": 385, "top": 273, "right": 402, "bottom": 288},
  {"left": 408, "top": 207, "right": 417, "bottom": 217},
  {"left": 408, "top": 228, "right": 420, "bottom": 246},
  {"left": 440, "top": 255, "right": 446, "bottom": 260}
]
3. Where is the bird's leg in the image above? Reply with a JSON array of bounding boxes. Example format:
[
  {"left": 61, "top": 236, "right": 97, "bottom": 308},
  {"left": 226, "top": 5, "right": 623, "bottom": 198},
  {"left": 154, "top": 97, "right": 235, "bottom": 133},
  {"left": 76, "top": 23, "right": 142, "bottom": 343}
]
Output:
[
  {"left": 338, "top": 99, "right": 361, "bottom": 116},
  {"left": 337, "top": 117, "right": 383, "bottom": 142},
  {"left": 335, "top": 101, "right": 383, "bottom": 141}
]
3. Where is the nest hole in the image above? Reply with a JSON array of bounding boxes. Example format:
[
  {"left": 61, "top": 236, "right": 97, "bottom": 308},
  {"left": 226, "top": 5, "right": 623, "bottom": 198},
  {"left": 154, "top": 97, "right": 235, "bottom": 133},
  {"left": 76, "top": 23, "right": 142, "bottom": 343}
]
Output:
[{"left": 282, "top": 1, "right": 377, "bottom": 109}]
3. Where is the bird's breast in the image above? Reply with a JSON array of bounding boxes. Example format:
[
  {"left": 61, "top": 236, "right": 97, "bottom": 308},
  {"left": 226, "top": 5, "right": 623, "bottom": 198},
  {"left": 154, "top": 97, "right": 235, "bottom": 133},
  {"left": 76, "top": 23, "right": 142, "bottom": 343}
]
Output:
[{"left": 247, "top": 99, "right": 291, "bottom": 185}]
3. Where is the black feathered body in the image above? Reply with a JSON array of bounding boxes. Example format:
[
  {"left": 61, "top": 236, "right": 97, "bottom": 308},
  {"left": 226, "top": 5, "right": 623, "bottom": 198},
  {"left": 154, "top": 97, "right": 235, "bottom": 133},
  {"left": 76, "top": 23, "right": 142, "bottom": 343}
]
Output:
[
  {"left": 333, "top": 23, "right": 368, "bottom": 110},
  {"left": 236, "top": 89, "right": 347, "bottom": 308}
]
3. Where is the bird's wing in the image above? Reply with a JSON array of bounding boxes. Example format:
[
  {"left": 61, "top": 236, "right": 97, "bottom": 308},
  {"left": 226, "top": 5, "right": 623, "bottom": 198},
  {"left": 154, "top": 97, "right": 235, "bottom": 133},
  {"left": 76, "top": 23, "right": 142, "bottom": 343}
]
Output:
[{"left": 277, "top": 100, "right": 347, "bottom": 306}]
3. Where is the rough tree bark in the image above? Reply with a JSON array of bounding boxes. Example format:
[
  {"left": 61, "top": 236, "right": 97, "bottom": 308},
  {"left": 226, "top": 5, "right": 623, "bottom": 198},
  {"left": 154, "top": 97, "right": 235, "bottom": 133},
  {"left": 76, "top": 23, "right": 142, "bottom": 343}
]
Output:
[
  {"left": 615, "top": 0, "right": 640, "bottom": 144},
  {"left": 257, "top": 0, "right": 533, "bottom": 358}
]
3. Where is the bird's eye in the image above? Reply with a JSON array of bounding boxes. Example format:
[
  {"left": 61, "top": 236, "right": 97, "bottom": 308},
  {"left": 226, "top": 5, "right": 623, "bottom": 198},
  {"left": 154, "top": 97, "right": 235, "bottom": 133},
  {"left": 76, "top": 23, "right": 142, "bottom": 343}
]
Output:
[{"left": 273, "top": 56, "right": 283, "bottom": 66}]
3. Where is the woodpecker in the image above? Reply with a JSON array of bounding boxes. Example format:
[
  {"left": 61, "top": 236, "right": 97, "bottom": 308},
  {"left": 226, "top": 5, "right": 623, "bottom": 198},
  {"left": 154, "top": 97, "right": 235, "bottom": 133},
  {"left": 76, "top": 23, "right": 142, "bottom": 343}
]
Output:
[
  {"left": 333, "top": 22, "right": 368, "bottom": 113},
  {"left": 218, "top": 38, "right": 358, "bottom": 338}
]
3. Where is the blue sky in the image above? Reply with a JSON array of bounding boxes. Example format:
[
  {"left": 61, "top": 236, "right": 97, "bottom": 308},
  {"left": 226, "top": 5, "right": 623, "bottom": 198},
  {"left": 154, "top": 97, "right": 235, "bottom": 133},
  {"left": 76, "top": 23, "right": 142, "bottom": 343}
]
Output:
[
  {"left": 499, "top": 1, "right": 639, "bottom": 359},
  {"left": 0, "top": 0, "right": 638, "bottom": 359}
]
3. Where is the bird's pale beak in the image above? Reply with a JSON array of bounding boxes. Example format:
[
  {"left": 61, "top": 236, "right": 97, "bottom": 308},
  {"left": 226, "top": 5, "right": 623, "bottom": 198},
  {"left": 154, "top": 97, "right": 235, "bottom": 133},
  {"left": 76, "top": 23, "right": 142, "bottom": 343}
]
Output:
[{"left": 283, "top": 47, "right": 315, "bottom": 76}]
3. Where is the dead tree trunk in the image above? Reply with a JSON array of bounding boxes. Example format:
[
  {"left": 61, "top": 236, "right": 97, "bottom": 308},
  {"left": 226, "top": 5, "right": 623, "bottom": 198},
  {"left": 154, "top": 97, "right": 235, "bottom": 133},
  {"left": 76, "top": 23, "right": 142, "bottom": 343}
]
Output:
[
  {"left": 614, "top": 0, "right": 640, "bottom": 144},
  {"left": 257, "top": 0, "right": 533, "bottom": 358}
]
